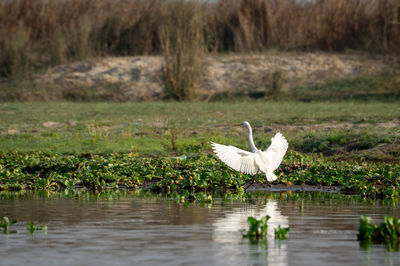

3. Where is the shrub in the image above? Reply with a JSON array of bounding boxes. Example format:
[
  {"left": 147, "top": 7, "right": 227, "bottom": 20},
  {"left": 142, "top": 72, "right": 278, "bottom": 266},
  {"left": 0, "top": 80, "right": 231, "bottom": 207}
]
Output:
[{"left": 159, "top": 0, "right": 206, "bottom": 101}]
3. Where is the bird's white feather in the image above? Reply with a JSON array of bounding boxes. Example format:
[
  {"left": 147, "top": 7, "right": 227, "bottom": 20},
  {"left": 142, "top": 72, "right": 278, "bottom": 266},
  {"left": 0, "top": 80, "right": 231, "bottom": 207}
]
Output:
[
  {"left": 211, "top": 143, "right": 259, "bottom": 175},
  {"left": 266, "top": 172, "right": 278, "bottom": 182},
  {"left": 264, "top": 132, "right": 288, "bottom": 171}
]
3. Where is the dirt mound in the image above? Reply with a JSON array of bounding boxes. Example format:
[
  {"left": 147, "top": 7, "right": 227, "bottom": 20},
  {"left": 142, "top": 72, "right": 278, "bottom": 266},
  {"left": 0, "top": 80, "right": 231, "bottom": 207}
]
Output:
[{"left": 36, "top": 52, "right": 398, "bottom": 101}]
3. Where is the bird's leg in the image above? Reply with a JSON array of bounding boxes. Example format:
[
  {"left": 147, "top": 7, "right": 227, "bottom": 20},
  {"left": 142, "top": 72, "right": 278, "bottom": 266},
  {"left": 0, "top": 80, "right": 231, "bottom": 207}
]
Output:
[{"left": 243, "top": 175, "right": 257, "bottom": 192}]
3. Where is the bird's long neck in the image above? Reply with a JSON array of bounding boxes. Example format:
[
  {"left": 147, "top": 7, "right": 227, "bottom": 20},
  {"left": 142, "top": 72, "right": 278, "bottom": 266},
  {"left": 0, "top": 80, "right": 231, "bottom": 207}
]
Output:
[{"left": 246, "top": 125, "right": 257, "bottom": 152}]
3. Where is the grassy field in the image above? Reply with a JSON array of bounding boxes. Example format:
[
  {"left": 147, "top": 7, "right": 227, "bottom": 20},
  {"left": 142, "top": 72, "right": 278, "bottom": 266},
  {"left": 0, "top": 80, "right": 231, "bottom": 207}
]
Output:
[{"left": 0, "top": 101, "right": 399, "bottom": 161}]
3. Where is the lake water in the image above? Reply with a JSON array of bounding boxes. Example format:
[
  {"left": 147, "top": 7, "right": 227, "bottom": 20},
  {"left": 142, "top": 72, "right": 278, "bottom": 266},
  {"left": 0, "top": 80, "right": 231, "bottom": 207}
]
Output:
[{"left": 0, "top": 191, "right": 399, "bottom": 266}]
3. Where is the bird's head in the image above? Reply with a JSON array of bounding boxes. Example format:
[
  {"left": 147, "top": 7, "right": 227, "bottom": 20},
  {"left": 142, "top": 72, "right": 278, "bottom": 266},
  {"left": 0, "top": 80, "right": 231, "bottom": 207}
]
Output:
[{"left": 234, "top": 121, "right": 251, "bottom": 128}]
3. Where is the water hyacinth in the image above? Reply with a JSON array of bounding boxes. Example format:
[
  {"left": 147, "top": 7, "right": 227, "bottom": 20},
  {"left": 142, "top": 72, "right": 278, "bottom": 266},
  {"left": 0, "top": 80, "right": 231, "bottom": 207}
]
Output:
[
  {"left": 242, "top": 215, "right": 290, "bottom": 243},
  {"left": 242, "top": 216, "right": 270, "bottom": 240},
  {"left": 275, "top": 225, "right": 290, "bottom": 240},
  {"left": 27, "top": 221, "right": 47, "bottom": 234},
  {"left": 0, "top": 217, "right": 17, "bottom": 234},
  {"left": 0, "top": 151, "right": 399, "bottom": 198},
  {"left": 357, "top": 215, "right": 400, "bottom": 251}
]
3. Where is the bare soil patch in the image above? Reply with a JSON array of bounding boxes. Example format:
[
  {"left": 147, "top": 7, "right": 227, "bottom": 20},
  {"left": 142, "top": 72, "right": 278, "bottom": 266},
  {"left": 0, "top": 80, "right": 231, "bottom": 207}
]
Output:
[{"left": 35, "top": 52, "right": 399, "bottom": 101}]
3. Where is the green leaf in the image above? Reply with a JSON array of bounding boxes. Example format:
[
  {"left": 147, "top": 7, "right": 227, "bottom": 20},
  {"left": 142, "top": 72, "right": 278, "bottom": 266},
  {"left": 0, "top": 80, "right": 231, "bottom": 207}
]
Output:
[{"left": 247, "top": 216, "right": 257, "bottom": 226}]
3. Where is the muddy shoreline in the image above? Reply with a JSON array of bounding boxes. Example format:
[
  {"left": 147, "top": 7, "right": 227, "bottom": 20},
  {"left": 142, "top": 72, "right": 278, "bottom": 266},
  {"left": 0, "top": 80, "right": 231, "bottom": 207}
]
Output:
[{"left": 247, "top": 184, "right": 341, "bottom": 193}]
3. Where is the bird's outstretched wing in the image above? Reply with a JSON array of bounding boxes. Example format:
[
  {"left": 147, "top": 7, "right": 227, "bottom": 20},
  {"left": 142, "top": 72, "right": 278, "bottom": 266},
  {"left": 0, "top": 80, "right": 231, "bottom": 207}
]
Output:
[
  {"left": 211, "top": 142, "right": 259, "bottom": 175},
  {"left": 264, "top": 132, "right": 288, "bottom": 171}
]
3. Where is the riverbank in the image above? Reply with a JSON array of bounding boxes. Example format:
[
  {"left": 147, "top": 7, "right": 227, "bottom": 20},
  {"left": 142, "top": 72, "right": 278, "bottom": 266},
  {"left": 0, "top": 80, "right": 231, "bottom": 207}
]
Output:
[{"left": 2, "top": 52, "right": 399, "bottom": 101}]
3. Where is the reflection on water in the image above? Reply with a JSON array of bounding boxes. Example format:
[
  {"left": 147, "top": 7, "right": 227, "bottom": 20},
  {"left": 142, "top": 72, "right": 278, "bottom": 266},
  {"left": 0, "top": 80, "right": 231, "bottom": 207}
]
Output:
[
  {"left": 0, "top": 191, "right": 399, "bottom": 266},
  {"left": 213, "top": 200, "right": 289, "bottom": 266}
]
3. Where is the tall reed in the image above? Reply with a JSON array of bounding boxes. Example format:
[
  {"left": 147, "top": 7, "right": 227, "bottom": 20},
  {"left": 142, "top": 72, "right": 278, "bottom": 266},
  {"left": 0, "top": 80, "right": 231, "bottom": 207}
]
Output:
[
  {"left": 159, "top": 1, "right": 205, "bottom": 100},
  {"left": 0, "top": 0, "right": 399, "bottom": 77},
  {"left": 0, "top": 0, "right": 162, "bottom": 77}
]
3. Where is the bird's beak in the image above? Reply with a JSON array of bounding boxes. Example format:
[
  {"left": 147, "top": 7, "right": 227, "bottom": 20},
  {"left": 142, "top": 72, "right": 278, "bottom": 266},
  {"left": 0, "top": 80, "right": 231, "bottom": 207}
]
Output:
[{"left": 233, "top": 123, "right": 241, "bottom": 127}]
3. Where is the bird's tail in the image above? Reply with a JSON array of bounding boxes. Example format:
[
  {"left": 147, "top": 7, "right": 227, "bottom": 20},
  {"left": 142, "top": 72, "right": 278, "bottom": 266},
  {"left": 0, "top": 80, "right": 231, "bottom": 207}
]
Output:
[{"left": 266, "top": 172, "right": 278, "bottom": 182}]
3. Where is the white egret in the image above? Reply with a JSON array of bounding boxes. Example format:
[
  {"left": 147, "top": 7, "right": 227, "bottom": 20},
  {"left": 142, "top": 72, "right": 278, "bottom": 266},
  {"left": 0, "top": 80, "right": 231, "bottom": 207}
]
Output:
[{"left": 211, "top": 121, "right": 288, "bottom": 183}]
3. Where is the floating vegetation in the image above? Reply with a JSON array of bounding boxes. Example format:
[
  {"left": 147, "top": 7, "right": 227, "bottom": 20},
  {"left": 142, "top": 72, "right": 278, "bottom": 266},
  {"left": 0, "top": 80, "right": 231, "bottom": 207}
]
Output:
[
  {"left": 357, "top": 215, "right": 400, "bottom": 251},
  {"left": 242, "top": 216, "right": 270, "bottom": 240},
  {"left": 275, "top": 225, "right": 290, "bottom": 240},
  {"left": 0, "top": 151, "right": 399, "bottom": 198},
  {"left": 242, "top": 215, "right": 290, "bottom": 242},
  {"left": 1, "top": 217, "right": 48, "bottom": 234},
  {"left": 27, "top": 222, "right": 47, "bottom": 234},
  {"left": 0, "top": 217, "right": 16, "bottom": 234}
]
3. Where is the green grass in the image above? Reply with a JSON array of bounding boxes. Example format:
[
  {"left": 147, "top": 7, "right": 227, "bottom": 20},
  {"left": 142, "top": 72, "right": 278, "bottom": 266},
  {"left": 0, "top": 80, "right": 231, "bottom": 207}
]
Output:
[
  {"left": 0, "top": 101, "right": 399, "bottom": 161},
  {"left": 291, "top": 75, "right": 400, "bottom": 102},
  {"left": 215, "top": 75, "right": 400, "bottom": 102}
]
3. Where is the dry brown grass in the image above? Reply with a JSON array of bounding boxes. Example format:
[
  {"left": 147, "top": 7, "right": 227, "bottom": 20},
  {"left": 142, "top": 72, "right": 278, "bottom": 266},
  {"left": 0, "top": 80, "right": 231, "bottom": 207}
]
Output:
[
  {"left": 0, "top": 0, "right": 399, "bottom": 100},
  {"left": 160, "top": 1, "right": 205, "bottom": 100},
  {"left": 211, "top": 0, "right": 400, "bottom": 52},
  {"left": 0, "top": 0, "right": 162, "bottom": 77}
]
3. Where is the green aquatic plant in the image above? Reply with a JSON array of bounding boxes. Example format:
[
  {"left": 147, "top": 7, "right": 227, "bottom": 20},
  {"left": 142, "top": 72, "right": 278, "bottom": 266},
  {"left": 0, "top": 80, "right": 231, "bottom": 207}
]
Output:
[
  {"left": 242, "top": 215, "right": 270, "bottom": 240},
  {"left": 357, "top": 216, "right": 377, "bottom": 242},
  {"left": 357, "top": 215, "right": 400, "bottom": 250},
  {"left": 275, "top": 225, "right": 290, "bottom": 240},
  {"left": 0, "top": 151, "right": 399, "bottom": 198},
  {"left": 377, "top": 216, "right": 400, "bottom": 243},
  {"left": 27, "top": 221, "right": 47, "bottom": 234},
  {"left": 242, "top": 215, "right": 290, "bottom": 243},
  {"left": 0, "top": 217, "right": 17, "bottom": 234}
]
